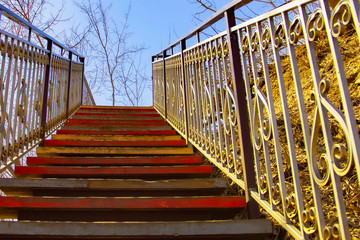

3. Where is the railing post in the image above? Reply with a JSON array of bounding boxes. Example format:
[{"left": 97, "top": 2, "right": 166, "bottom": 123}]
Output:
[
  {"left": 66, "top": 51, "right": 73, "bottom": 119},
  {"left": 79, "top": 57, "right": 85, "bottom": 106},
  {"left": 40, "top": 39, "right": 53, "bottom": 144},
  {"left": 162, "top": 50, "right": 167, "bottom": 119},
  {"left": 225, "top": 8, "right": 260, "bottom": 219},
  {"left": 180, "top": 39, "right": 189, "bottom": 144}
]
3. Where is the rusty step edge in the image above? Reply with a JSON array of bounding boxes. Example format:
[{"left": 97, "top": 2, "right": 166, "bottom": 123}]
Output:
[
  {"left": 14, "top": 165, "right": 213, "bottom": 176},
  {"left": 0, "top": 196, "right": 246, "bottom": 209},
  {"left": 0, "top": 220, "right": 273, "bottom": 238},
  {"left": 43, "top": 140, "right": 187, "bottom": 147},
  {"left": 56, "top": 129, "right": 177, "bottom": 135},
  {"left": 26, "top": 156, "right": 203, "bottom": 166}
]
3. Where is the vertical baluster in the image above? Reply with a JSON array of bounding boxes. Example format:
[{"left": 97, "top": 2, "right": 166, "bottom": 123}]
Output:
[
  {"left": 225, "top": 8, "right": 259, "bottom": 219},
  {"left": 180, "top": 40, "right": 189, "bottom": 143},
  {"left": 66, "top": 52, "right": 73, "bottom": 118},
  {"left": 6, "top": 39, "right": 20, "bottom": 165},
  {"left": 218, "top": 37, "right": 234, "bottom": 169},
  {"left": 28, "top": 46, "right": 37, "bottom": 147},
  {"left": 162, "top": 51, "right": 167, "bottom": 119},
  {"left": 40, "top": 39, "right": 53, "bottom": 143},
  {"left": 79, "top": 57, "right": 85, "bottom": 106},
  {"left": 280, "top": 11, "right": 309, "bottom": 239},
  {"left": 0, "top": 35, "right": 9, "bottom": 163},
  {"left": 237, "top": 29, "right": 263, "bottom": 199}
]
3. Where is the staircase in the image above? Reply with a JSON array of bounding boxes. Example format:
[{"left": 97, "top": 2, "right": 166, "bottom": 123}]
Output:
[{"left": 0, "top": 106, "right": 272, "bottom": 239}]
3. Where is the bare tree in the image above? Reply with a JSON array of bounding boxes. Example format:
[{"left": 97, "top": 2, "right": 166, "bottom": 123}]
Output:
[
  {"left": 117, "top": 53, "right": 148, "bottom": 106},
  {"left": 75, "top": 0, "right": 146, "bottom": 106},
  {"left": 0, "top": 0, "right": 69, "bottom": 47}
]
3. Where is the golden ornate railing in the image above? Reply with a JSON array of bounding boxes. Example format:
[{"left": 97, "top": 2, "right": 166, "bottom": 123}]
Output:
[
  {"left": 0, "top": 4, "right": 95, "bottom": 177},
  {"left": 152, "top": 0, "right": 360, "bottom": 239}
]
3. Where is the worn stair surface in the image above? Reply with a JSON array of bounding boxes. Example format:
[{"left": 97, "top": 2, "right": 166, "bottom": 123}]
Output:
[{"left": 0, "top": 106, "right": 272, "bottom": 239}]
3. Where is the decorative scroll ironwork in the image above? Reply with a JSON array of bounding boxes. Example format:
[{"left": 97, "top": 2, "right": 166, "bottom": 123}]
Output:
[
  {"left": 152, "top": 0, "right": 360, "bottom": 239},
  {"left": 0, "top": 4, "right": 93, "bottom": 178},
  {"left": 82, "top": 77, "right": 96, "bottom": 106},
  {"left": 152, "top": 60, "right": 165, "bottom": 116}
]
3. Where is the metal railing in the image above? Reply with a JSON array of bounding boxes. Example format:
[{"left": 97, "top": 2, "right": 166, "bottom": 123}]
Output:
[
  {"left": 0, "top": 4, "right": 95, "bottom": 177},
  {"left": 152, "top": 0, "right": 360, "bottom": 239}
]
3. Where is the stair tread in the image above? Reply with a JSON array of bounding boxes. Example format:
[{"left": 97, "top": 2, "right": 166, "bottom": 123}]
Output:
[
  {"left": 51, "top": 134, "right": 182, "bottom": 141},
  {"left": 0, "top": 220, "right": 273, "bottom": 239},
  {"left": 75, "top": 112, "right": 161, "bottom": 117},
  {"left": 27, "top": 156, "right": 202, "bottom": 165},
  {"left": 56, "top": 129, "right": 177, "bottom": 135},
  {"left": 36, "top": 146, "right": 194, "bottom": 156},
  {"left": 61, "top": 125, "right": 173, "bottom": 131},
  {"left": 80, "top": 106, "right": 156, "bottom": 111},
  {"left": 43, "top": 139, "right": 187, "bottom": 147},
  {"left": 71, "top": 115, "right": 164, "bottom": 120},
  {"left": 65, "top": 121, "right": 168, "bottom": 127}
]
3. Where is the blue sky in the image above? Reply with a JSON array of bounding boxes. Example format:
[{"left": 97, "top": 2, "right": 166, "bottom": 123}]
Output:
[{"left": 56, "top": 0, "right": 232, "bottom": 105}]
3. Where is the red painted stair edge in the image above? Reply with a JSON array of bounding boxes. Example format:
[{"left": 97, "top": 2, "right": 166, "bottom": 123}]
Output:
[
  {"left": 0, "top": 196, "right": 246, "bottom": 209},
  {"left": 14, "top": 165, "right": 213, "bottom": 175},
  {"left": 26, "top": 156, "right": 203, "bottom": 165}
]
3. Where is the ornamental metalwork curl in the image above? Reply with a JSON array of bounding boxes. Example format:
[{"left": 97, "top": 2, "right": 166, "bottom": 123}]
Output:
[
  {"left": 330, "top": 0, "right": 353, "bottom": 37},
  {"left": 306, "top": 9, "right": 325, "bottom": 42},
  {"left": 274, "top": 23, "right": 286, "bottom": 48},
  {"left": 241, "top": 35, "right": 250, "bottom": 53},
  {"left": 302, "top": 207, "right": 317, "bottom": 235},
  {"left": 261, "top": 27, "right": 271, "bottom": 50},
  {"left": 250, "top": 31, "right": 260, "bottom": 52},
  {"left": 289, "top": 17, "right": 303, "bottom": 44}
]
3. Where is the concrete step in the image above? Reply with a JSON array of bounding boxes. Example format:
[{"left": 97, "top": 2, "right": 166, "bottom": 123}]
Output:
[
  {"left": 26, "top": 156, "right": 203, "bottom": 166},
  {"left": 0, "top": 196, "right": 245, "bottom": 221},
  {"left": 66, "top": 118, "right": 168, "bottom": 126},
  {"left": 74, "top": 112, "right": 161, "bottom": 117},
  {"left": 36, "top": 146, "right": 194, "bottom": 157},
  {"left": 70, "top": 114, "right": 164, "bottom": 120},
  {"left": 0, "top": 220, "right": 273, "bottom": 239},
  {"left": 51, "top": 134, "right": 182, "bottom": 141},
  {"left": 14, "top": 165, "right": 213, "bottom": 179},
  {"left": 0, "top": 178, "right": 227, "bottom": 197},
  {"left": 60, "top": 125, "right": 173, "bottom": 131},
  {"left": 79, "top": 106, "right": 157, "bottom": 111},
  {"left": 56, "top": 129, "right": 177, "bottom": 135},
  {"left": 43, "top": 139, "right": 187, "bottom": 147}
]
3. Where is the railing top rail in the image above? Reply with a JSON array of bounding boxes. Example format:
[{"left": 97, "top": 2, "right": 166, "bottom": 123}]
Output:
[
  {"left": 0, "top": 3, "right": 84, "bottom": 59},
  {"left": 153, "top": 0, "right": 252, "bottom": 58}
]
